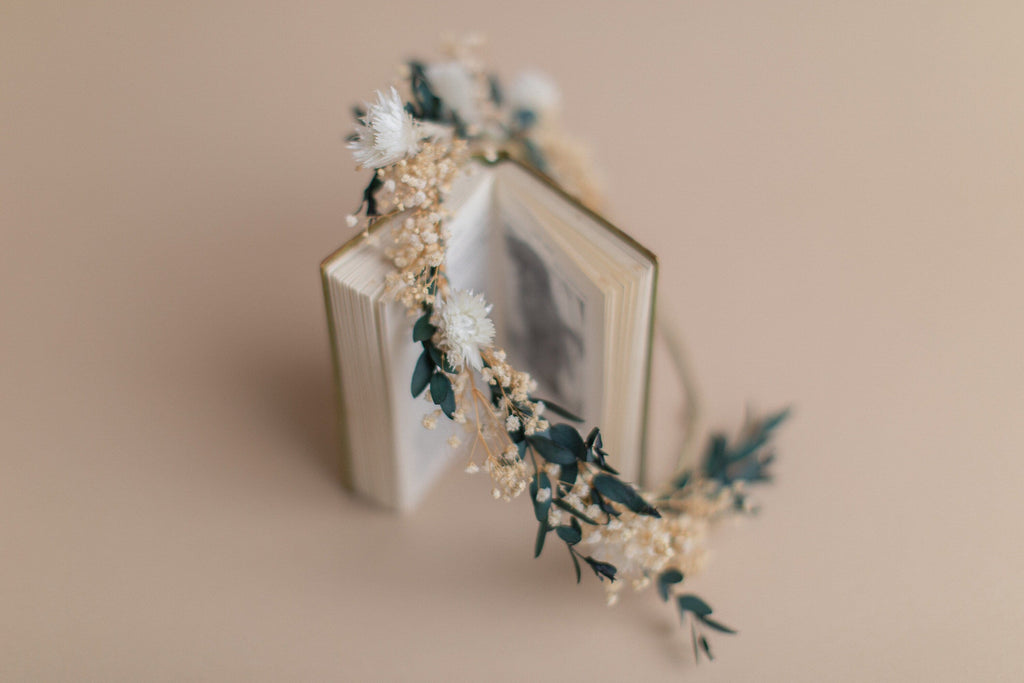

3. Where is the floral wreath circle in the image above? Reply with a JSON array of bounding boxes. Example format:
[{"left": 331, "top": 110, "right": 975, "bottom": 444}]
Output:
[{"left": 342, "top": 39, "right": 787, "bottom": 663}]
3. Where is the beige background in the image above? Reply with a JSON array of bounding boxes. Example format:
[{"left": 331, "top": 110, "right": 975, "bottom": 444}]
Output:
[{"left": 3, "top": 1, "right": 1023, "bottom": 680}]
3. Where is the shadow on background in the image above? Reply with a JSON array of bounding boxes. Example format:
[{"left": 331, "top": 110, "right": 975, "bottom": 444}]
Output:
[{"left": 240, "top": 345, "right": 344, "bottom": 484}]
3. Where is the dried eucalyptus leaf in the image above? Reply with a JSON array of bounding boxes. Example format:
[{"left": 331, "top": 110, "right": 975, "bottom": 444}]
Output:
[
  {"left": 429, "top": 373, "right": 451, "bottom": 405},
  {"left": 592, "top": 474, "right": 661, "bottom": 517},
  {"left": 410, "top": 351, "right": 433, "bottom": 398},
  {"left": 527, "top": 435, "right": 576, "bottom": 465},
  {"left": 412, "top": 314, "right": 435, "bottom": 342}
]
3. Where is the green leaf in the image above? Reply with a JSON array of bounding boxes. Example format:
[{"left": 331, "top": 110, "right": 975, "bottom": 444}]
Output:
[
  {"left": 703, "top": 434, "right": 729, "bottom": 480},
  {"left": 700, "top": 407, "right": 790, "bottom": 487},
  {"left": 676, "top": 594, "right": 713, "bottom": 617},
  {"left": 430, "top": 373, "right": 451, "bottom": 405},
  {"left": 699, "top": 635, "right": 713, "bottom": 661},
  {"left": 521, "top": 137, "right": 548, "bottom": 173},
  {"left": 671, "top": 470, "right": 691, "bottom": 491},
  {"left": 698, "top": 615, "right": 737, "bottom": 635},
  {"left": 529, "top": 472, "right": 551, "bottom": 523},
  {"left": 583, "top": 427, "right": 615, "bottom": 471},
  {"left": 527, "top": 435, "right": 576, "bottom": 465},
  {"left": 657, "top": 569, "right": 684, "bottom": 602},
  {"left": 425, "top": 342, "right": 456, "bottom": 374},
  {"left": 761, "top": 407, "right": 791, "bottom": 433},
  {"left": 408, "top": 60, "right": 442, "bottom": 121},
  {"left": 590, "top": 488, "right": 618, "bottom": 518},
  {"left": 583, "top": 556, "right": 617, "bottom": 582},
  {"left": 507, "top": 424, "right": 526, "bottom": 443},
  {"left": 411, "top": 351, "right": 433, "bottom": 398},
  {"left": 534, "top": 518, "right": 549, "bottom": 558},
  {"left": 549, "top": 423, "right": 586, "bottom": 460},
  {"left": 556, "top": 525, "right": 581, "bottom": 545},
  {"left": 538, "top": 398, "right": 584, "bottom": 423},
  {"left": 362, "top": 173, "right": 382, "bottom": 216},
  {"left": 412, "top": 313, "right": 435, "bottom": 342},
  {"left": 440, "top": 387, "right": 456, "bottom": 419},
  {"left": 726, "top": 433, "right": 768, "bottom": 464},
  {"left": 558, "top": 463, "right": 578, "bottom": 489},
  {"left": 569, "top": 547, "right": 581, "bottom": 583},
  {"left": 592, "top": 474, "right": 661, "bottom": 518},
  {"left": 514, "top": 108, "right": 537, "bottom": 130},
  {"left": 487, "top": 73, "right": 503, "bottom": 106}
]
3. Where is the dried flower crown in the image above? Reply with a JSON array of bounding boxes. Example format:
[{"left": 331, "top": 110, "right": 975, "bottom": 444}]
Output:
[{"left": 341, "top": 37, "right": 788, "bottom": 663}]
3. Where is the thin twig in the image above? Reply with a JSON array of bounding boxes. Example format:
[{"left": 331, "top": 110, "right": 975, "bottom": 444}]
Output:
[{"left": 655, "top": 308, "right": 702, "bottom": 495}]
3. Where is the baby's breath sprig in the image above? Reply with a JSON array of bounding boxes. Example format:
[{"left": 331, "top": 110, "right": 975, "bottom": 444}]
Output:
[{"left": 341, "top": 39, "right": 788, "bottom": 664}]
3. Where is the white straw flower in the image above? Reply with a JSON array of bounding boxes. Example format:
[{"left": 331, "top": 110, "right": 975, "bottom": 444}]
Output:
[
  {"left": 435, "top": 289, "right": 495, "bottom": 371},
  {"left": 347, "top": 86, "right": 421, "bottom": 169},
  {"left": 507, "top": 70, "right": 561, "bottom": 120},
  {"left": 425, "top": 61, "right": 483, "bottom": 127}
]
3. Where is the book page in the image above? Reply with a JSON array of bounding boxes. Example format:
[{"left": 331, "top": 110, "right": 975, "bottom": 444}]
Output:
[{"left": 494, "top": 189, "right": 605, "bottom": 423}]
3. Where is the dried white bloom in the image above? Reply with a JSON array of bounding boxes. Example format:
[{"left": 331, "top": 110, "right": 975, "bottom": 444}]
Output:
[
  {"left": 348, "top": 87, "right": 422, "bottom": 169},
  {"left": 505, "top": 414, "right": 520, "bottom": 431},
  {"left": 345, "top": 214, "right": 359, "bottom": 228},
  {"left": 435, "top": 289, "right": 495, "bottom": 371},
  {"left": 507, "top": 70, "right": 561, "bottom": 120},
  {"left": 425, "top": 61, "right": 483, "bottom": 126},
  {"left": 535, "top": 487, "right": 551, "bottom": 503}
]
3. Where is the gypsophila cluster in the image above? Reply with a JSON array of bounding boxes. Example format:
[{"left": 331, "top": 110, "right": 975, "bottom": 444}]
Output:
[
  {"left": 342, "top": 38, "right": 788, "bottom": 664},
  {"left": 485, "top": 447, "right": 529, "bottom": 501}
]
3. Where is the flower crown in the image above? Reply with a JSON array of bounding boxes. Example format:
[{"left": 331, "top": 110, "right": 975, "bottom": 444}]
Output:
[{"left": 342, "top": 37, "right": 788, "bottom": 663}]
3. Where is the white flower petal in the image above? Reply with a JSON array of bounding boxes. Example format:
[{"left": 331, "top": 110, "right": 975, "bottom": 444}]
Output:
[
  {"left": 435, "top": 289, "right": 495, "bottom": 371},
  {"left": 347, "top": 86, "right": 422, "bottom": 169}
]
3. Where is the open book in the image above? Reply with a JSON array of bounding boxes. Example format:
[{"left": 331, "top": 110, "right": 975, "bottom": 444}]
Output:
[{"left": 321, "top": 159, "right": 658, "bottom": 510}]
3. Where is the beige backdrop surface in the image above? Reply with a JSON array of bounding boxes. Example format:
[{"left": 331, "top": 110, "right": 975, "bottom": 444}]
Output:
[{"left": 2, "top": 1, "right": 1023, "bottom": 680}]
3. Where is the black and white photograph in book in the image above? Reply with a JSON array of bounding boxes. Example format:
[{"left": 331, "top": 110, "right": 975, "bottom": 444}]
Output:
[{"left": 503, "top": 230, "right": 588, "bottom": 418}]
